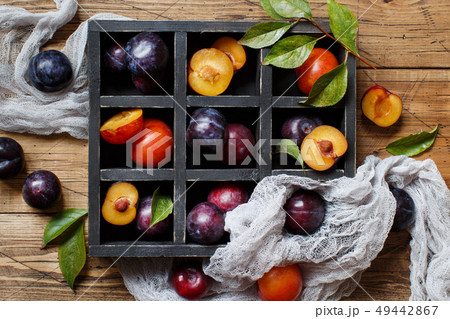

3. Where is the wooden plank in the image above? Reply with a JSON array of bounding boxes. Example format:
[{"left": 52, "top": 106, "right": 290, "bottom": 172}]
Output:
[
  {"left": 32, "top": 0, "right": 450, "bottom": 69},
  {"left": 0, "top": 131, "right": 88, "bottom": 214},
  {"left": 0, "top": 213, "right": 132, "bottom": 300}
]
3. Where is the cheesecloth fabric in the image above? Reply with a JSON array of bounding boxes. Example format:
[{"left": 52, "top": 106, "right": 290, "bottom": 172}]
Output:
[
  {"left": 0, "top": 0, "right": 129, "bottom": 139},
  {"left": 117, "top": 155, "right": 450, "bottom": 301},
  {"left": 1, "top": 0, "right": 448, "bottom": 301}
]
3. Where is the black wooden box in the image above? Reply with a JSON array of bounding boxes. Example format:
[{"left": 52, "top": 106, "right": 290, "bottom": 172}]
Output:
[{"left": 88, "top": 20, "right": 356, "bottom": 257}]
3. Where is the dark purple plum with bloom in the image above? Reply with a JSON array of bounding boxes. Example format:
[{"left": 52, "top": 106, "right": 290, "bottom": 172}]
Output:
[
  {"left": 187, "top": 202, "right": 225, "bottom": 244},
  {"left": 186, "top": 108, "right": 227, "bottom": 151},
  {"left": 135, "top": 195, "right": 171, "bottom": 238},
  {"left": 125, "top": 32, "right": 169, "bottom": 76},
  {"left": 28, "top": 50, "right": 73, "bottom": 92},
  {"left": 284, "top": 189, "right": 325, "bottom": 235},
  {"left": 0, "top": 137, "right": 24, "bottom": 179},
  {"left": 103, "top": 42, "right": 127, "bottom": 73},
  {"left": 22, "top": 170, "right": 61, "bottom": 209},
  {"left": 390, "top": 186, "right": 415, "bottom": 232},
  {"left": 282, "top": 114, "right": 324, "bottom": 146}
]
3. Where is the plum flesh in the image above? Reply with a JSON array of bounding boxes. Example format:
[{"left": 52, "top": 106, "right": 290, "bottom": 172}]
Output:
[
  {"left": 0, "top": 137, "right": 24, "bottom": 179},
  {"left": 28, "top": 50, "right": 73, "bottom": 92}
]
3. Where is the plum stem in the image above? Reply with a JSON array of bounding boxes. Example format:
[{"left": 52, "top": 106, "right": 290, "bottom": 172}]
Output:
[{"left": 304, "top": 18, "right": 377, "bottom": 70}]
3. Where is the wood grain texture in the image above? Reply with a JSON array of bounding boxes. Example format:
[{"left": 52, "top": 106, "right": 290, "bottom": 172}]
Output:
[{"left": 0, "top": 0, "right": 449, "bottom": 301}]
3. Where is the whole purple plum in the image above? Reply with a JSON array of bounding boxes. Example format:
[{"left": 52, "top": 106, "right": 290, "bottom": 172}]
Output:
[
  {"left": 207, "top": 182, "right": 250, "bottom": 212},
  {"left": 135, "top": 195, "right": 171, "bottom": 238},
  {"left": 186, "top": 108, "right": 227, "bottom": 151},
  {"left": 187, "top": 202, "right": 225, "bottom": 244},
  {"left": 125, "top": 32, "right": 169, "bottom": 76},
  {"left": 223, "top": 123, "right": 255, "bottom": 165},
  {"left": 0, "top": 137, "right": 24, "bottom": 179},
  {"left": 104, "top": 42, "right": 127, "bottom": 73},
  {"left": 131, "top": 73, "right": 166, "bottom": 94},
  {"left": 284, "top": 189, "right": 325, "bottom": 235},
  {"left": 22, "top": 170, "right": 61, "bottom": 209},
  {"left": 282, "top": 113, "right": 323, "bottom": 146},
  {"left": 390, "top": 186, "right": 415, "bottom": 232},
  {"left": 27, "top": 50, "right": 73, "bottom": 92}
]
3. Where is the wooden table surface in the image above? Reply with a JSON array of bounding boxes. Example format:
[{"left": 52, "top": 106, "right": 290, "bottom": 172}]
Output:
[{"left": 0, "top": 0, "right": 449, "bottom": 301}]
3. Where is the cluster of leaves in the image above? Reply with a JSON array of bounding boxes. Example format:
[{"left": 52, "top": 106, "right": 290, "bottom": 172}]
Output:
[
  {"left": 42, "top": 187, "right": 173, "bottom": 290},
  {"left": 241, "top": 1, "right": 439, "bottom": 160},
  {"left": 239, "top": 0, "right": 360, "bottom": 107}
]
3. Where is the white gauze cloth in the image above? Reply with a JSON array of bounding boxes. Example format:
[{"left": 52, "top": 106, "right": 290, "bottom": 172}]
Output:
[
  {"left": 0, "top": 0, "right": 129, "bottom": 139},
  {"left": 117, "top": 156, "right": 450, "bottom": 301}
]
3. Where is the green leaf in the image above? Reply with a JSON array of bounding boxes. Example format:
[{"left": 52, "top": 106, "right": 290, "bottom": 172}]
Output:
[
  {"left": 327, "top": 0, "right": 359, "bottom": 56},
  {"left": 42, "top": 208, "right": 88, "bottom": 248},
  {"left": 263, "top": 35, "right": 317, "bottom": 68},
  {"left": 270, "top": 0, "right": 312, "bottom": 19},
  {"left": 58, "top": 219, "right": 86, "bottom": 290},
  {"left": 274, "top": 139, "right": 304, "bottom": 167},
  {"left": 150, "top": 187, "right": 173, "bottom": 228},
  {"left": 260, "top": 0, "right": 286, "bottom": 20},
  {"left": 239, "top": 22, "right": 292, "bottom": 49},
  {"left": 301, "top": 62, "right": 348, "bottom": 107},
  {"left": 386, "top": 125, "right": 439, "bottom": 156}
]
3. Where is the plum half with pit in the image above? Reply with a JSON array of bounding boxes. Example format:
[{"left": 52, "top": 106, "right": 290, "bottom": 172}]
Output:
[
  {"left": 283, "top": 189, "right": 326, "bottom": 235},
  {"left": 125, "top": 32, "right": 169, "bottom": 77},
  {"left": 135, "top": 195, "right": 171, "bottom": 238},
  {"left": 103, "top": 42, "right": 127, "bottom": 73},
  {"left": 0, "top": 137, "right": 24, "bottom": 179},
  {"left": 22, "top": 170, "right": 61, "bottom": 209},
  {"left": 186, "top": 108, "right": 227, "bottom": 152},
  {"left": 187, "top": 202, "right": 225, "bottom": 244},
  {"left": 28, "top": 50, "right": 73, "bottom": 92},
  {"left": 172, "top": 262, "right": 210, "bottom": 300},
  {"left": 282, "top": 113, "right": 324, "bottom": 146},
  {"left": 390, "top": 186, "right": 415, "bottom": 232},
  {"left": 207, "top": 182, "right": 250, "bottom": 212}
]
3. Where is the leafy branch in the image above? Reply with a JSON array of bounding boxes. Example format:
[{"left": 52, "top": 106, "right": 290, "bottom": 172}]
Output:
[{"left": 239, "top": 0, "right": 375, "bottom": 107}]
